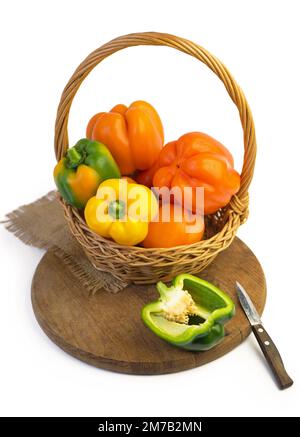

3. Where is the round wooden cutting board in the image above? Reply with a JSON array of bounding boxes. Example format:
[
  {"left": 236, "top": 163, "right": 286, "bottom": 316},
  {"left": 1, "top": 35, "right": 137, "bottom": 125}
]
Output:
[{"left": 31, "top": 237, "right": 266, "bottom": 375}]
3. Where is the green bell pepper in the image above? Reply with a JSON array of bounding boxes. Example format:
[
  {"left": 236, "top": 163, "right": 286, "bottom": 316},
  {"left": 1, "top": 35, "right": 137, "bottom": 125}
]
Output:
[
  {"left": 142, "top": 274, "right": 235, "bottom": 351},
  {"left": 54, "top": 138, "right": 121, "bottom": 209}
]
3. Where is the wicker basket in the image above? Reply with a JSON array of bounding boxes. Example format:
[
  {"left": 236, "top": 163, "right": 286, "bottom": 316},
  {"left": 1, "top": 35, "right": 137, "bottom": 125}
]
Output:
[{"left": 54, "top": 32, "right": 256, "bottom": 284}]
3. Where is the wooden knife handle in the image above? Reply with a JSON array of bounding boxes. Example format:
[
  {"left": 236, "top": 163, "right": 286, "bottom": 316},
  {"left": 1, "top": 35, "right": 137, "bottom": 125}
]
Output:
[{"left": 252, "top": 324, "right": 293, "bottom": 389}]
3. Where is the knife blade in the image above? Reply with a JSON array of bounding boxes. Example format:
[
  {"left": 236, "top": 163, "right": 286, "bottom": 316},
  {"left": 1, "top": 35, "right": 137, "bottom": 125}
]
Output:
[
  {"left": 236, "top": 281, "right": 261, "bottom": 325},
  {"left": 236, "top": 281, "right": 293, "bottom": 390}
]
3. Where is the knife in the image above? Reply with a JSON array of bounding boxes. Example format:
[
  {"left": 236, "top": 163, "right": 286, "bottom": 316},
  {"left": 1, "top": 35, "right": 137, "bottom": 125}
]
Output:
[{"left": 236, "top": 281, "right": 293, "bottom": 390}]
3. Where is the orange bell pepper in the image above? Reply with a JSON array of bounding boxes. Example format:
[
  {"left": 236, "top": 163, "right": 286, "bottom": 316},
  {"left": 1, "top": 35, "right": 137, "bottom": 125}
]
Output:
[
  {"left": 143, "top": 203, "right": 205, "bottom": 248},
  {"left": 139, "top": 132, "right": 240, "bottom": 215},
  {"left": 86, "top": 101, "right": 164, "bottom": 175},
  {"left": 136, "top": 160, "right": 160, "bottom": 187}
]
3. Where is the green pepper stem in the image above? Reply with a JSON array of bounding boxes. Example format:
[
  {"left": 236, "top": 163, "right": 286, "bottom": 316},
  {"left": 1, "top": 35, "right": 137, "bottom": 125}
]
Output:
[
  {"left": 108, "top": 200, "right": 126, "bottom": 220},
  {"left": 66, "top": 147, "right": 82, "bottom": 168},
  {"left": 156, "top": 281, "right": 171, "bottom": 299}
]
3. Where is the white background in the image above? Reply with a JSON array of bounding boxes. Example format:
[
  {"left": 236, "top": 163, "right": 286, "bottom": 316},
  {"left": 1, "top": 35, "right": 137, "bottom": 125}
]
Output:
[{"left": 0, "top": 0, "right": 299, "bottom": 417}]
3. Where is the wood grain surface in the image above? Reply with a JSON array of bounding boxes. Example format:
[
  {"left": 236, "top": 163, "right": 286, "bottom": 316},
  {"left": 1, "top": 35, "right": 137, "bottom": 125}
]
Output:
[{"left": 31, "top": 237, "right": 267, "bottom": 375}]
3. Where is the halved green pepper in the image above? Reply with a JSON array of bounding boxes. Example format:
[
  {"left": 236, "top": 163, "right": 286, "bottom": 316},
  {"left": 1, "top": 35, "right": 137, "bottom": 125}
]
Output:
[
  {"left": 54, "top": 138, "right": 121, "bottom": 208},
  {"left": 142, "top": 274, "right": 235, "bottom": 351}
]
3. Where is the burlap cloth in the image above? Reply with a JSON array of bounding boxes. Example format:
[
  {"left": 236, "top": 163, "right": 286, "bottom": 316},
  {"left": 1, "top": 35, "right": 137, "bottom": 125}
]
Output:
[{"left": 3, "top": 191, "right": 128, "bottom": 293}]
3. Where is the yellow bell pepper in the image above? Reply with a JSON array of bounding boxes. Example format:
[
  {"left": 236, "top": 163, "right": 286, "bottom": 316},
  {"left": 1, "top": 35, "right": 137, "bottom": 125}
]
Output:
[{"left": 84, "top": 179, "right": 158, "bottom": 246}]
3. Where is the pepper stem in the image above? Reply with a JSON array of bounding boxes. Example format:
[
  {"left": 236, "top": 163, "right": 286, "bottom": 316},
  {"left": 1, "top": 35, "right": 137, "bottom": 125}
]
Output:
[
  {"left": 108, "top": 200, "right": 126, "bottom": 220},
  {"left": 156, "top": 281, "right": 171, "bottom": 299},
  {"left": 66, "top": 147, "right": 82, "bottom": 168}
]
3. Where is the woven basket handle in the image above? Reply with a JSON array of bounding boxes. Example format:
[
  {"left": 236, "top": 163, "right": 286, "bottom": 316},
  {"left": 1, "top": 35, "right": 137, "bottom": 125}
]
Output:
[{"left": 54, "top": 32, "right": 256, "bottom": 200}]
